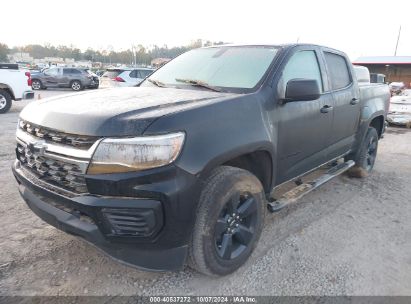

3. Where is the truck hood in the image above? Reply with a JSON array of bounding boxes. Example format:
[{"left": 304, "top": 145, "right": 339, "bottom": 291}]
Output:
[{"left": 20, "top": 87, "right": 236, "bottom": 136}]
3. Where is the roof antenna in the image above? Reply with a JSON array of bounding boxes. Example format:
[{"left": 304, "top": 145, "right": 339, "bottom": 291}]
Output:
[
  {"left": 394, "top": 25, "right": 401, "bottom": 56},
  {"left": 296, "top": 37, "right": 300, "bottom": 44}
]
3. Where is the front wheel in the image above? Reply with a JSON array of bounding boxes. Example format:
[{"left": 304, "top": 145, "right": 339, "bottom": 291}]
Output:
[
  {"left": 347, "top": 127, "right": 379, "bottom": 178},
  {"left": 31, "top": 79, "right": 43, "bottom": 90},
  {"left": 189, "top": 166, "right": 266, "bottom": 276},
  {"left": 70, "top": 80, "right": 83, "bottom": 91}
]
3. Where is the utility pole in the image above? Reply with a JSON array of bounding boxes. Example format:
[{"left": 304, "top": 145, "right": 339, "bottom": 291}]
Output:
[{"left": 394, "top": 25, "right": 402, "bottom": 56}]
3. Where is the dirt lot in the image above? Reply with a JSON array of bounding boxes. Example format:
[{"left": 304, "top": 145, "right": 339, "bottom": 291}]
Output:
[{"left": 1, "top": 91, "right": 411, "bottom": 296}]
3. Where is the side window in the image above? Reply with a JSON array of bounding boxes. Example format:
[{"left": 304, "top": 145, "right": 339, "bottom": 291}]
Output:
[
  {"left": 141, "top": 70, "right": 153, "bottom": 78},
  {"left": 324, "top": 52, "right": 352, "bottom": 90},
  {"left": 71, "top": 69, "right": 81, "bottom": 74},
  {"left": 63, "top": 69, "right": 71, "bottom": 75},
  {"left": 129, "top": 70, "right": 138, "bottom": 78},
  {"left": 282, "top": 50, "right": 323, "bottom": 92},
  {"left": 137, "top": 70, "right": 145, "bottom": 79},
  {"left": 47, "top": 68, "right": 59, "bottom": 76}
]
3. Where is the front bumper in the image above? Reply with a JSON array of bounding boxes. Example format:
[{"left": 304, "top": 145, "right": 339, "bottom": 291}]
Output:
[{"left": 12, "top": 160, "right": 201, "bottom": 271}]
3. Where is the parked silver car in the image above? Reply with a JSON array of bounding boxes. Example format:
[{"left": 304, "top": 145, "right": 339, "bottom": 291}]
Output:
[
  {"left": 31, "top": 67, "right": 99, "bottom": 91},
  {"left": 99, "top": 68, "right": 154, "bottom": 88}
]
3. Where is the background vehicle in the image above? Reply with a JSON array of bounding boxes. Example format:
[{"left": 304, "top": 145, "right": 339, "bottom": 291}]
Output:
[
  {"left": 99, "top": 68, "right": 154, "bottom": 88},
  {"left": 94, "top": 70, "right": 105, "bottom": 77},
  {"left": 387, "top": 92, "right": 411, "bottom": 127},
  {"left": 370, "top": 73, "right": 386, "bottom": 84},
  {"left": 13, "top": 44, "right": 389, "bottom": 276},
  {"left": 0, "top": 63, "right": 34, "bottom": 113},
  {"left": 389, "top": 81, "right": 405, "bottom": 95},
  {"left": 31, "top": 67, "right": 99, "bottom": 91}
]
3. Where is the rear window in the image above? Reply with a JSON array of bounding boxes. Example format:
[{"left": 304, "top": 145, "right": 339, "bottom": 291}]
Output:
[
  {"left": 324, "top": 52, "right": 352, "bottom": 90},
  {"left": 102, "top": 70, "right": 125, "bottom": 79},
  {"left": 63, "top": 68, "right": 82, "bottom": 75}
]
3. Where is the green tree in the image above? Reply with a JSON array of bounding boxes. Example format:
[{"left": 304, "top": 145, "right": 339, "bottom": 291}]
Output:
[{"left": 0, "top": 43, "right": 10, "bottom": 62}]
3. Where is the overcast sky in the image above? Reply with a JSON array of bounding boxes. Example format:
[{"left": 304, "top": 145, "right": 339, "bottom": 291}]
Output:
[{"left": 1, "top": 0, "right": 410, "bottom": 60}]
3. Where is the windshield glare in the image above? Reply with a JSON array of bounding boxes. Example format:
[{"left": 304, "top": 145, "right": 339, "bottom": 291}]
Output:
[{"left": 145, "top": 46, "right": 279, "bottom": 91}]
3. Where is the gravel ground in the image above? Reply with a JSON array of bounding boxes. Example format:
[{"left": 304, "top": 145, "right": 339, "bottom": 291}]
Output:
[{"left": 1, "top": 90, "right": 411, "bottom": 296}]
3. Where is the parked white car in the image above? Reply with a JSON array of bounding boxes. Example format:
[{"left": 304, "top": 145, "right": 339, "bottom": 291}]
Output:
[
  {"left": 0, "top": 64, "right": 34, "bottom": 113},
  {"left": 99, "top": 68, "right": 154, "bottom": 88}
]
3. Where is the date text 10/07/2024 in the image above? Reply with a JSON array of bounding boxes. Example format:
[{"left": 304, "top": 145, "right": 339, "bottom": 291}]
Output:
[{"left": 149, "top": 296, "right": 257, "bottom": 303}]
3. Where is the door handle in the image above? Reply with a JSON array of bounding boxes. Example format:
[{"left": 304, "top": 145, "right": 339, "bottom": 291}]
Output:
[
  {"left": 320, "top": 105, "right": 333, "bottom": 113},
  {"left": 350, "top": 98, "right": 359, "bottom": 105}
]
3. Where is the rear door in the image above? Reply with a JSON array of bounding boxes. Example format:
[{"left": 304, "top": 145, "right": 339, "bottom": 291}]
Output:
[
  {"left": 276, "top": 47, "right": 334, "bottom": 183},
  {"left": 322, "top": 50, "right": 360, "bottom": 159},
  {"left": 61, "top": 68, "right": 73, "bottom": 86}
]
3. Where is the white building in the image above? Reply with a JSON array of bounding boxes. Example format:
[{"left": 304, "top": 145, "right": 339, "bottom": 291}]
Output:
[
  {"left": 72, "top": 60, "right": 92, "bottom": 68},
  {"left": 8, "top": 52, "right": 34, "bottom": 63}
]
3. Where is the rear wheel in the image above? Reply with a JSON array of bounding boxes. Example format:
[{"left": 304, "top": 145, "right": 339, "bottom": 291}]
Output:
[
  {"left": 0, "top": 90, "right": 12, "bottom": 114},
  {"left": 347, "top": 127, "right": 379, "bottom": 178},
  {"left": 70, "top": 80, "right": 83, "bottom": 91},
  {"left": 189, "top": 166, "right": 266, "bottom": 276}
]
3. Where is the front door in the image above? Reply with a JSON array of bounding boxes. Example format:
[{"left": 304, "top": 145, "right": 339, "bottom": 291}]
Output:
[
  {"left": 43, "top": 67, "right": 61, "bottom": 87},
  {"left": 276, "top": 49, "right": 334, "bottom": 183}
]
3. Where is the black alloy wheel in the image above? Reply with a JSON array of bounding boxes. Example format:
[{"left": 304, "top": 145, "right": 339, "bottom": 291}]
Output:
[
  {"left": 365, "top": 135, "right": 378, "bottom": 171},
  {"left": 347, "top": 127, "right": 379, "bottom": 178},
  {"left": 189, "top": 166, "right": 265, "bottom": 276},
  {"left": 214, "top": 192, "right": 258, "bottom": 260}
]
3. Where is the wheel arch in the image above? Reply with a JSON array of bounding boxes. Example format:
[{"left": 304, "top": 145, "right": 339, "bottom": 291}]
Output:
[
  {"left": 221, "top": 150, "right": 273, "bottom": 194},
  {"left": 0, "top": 83, "right": 15, "bottom": 100},
  {"left": 369, "top": 115, "right": 385, "bottom": 138},
  {"left": 70, "top": 79, "right": 82, "bottom": 85},
  {"left": 197, "top": 144, "right": 275, "bottom": 195}
]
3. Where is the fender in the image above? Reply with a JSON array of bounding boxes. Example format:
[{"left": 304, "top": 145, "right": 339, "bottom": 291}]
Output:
[
  {"left": 351, "top": 84, "right": 390, "bottom": 157},
  {"left": 144, "top": 92, "right": 276, "bottom": 184}
]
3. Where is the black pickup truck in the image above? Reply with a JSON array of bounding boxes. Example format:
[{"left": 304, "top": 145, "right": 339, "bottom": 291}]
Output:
[{"left": 12, "top": 44, "right": 390, "bottom": 276}]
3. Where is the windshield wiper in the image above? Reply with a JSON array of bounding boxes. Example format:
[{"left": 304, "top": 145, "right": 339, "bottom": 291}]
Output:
[
  {"left": 175, "top": 78, "right": 222, "bottom": 92},
  {"left": 147, "top": 78, "right": 167, "bottom": 88}
]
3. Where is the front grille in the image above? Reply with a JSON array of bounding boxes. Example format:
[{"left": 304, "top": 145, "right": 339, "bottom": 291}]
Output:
[
  {"left": 102, "top": 208, "right": 157, "bottom": 237},
  {"left": 19, "top": 120, "right": 98, "bottom": 149},
  {"left": 16, "top": 142, "right": 88, "bottom": 194}
]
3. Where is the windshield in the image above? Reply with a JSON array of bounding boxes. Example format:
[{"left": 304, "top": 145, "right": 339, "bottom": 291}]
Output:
[{"left": 143, "top": 46, "right": 279, "bottom": 92}]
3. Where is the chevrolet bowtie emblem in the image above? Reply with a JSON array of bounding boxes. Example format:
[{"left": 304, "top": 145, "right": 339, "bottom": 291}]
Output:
[{"left": 28, "top": 141, "right": 47, "bottom": 156}]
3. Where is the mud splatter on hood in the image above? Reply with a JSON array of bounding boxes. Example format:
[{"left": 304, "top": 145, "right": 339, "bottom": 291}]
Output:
[{"left": 20, "top": 87, "right": 236, "bottom": 136}]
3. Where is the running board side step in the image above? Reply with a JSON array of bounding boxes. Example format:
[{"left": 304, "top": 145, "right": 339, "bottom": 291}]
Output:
[{"left": 267, "top": 160, "right": 355, "bottom": 213}]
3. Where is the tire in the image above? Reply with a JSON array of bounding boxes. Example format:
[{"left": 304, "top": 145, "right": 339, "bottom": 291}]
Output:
[
  {"left": 347, "top": 127, "right": 379, "bottom": 178},
  {"left": 70, "top": 80, "right": 83, "bottom": 91},
  {"left": 0, "top": 89, "right": 12, "bottom": 114},
  {"left": 31, "top": 79, "right": 43, "bottom": 90},
  {"left": 189, "top": 166, "right": 266, "bottom": 276}
]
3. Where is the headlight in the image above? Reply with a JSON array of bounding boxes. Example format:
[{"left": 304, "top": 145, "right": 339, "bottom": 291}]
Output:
[{"left": 87, "top": 132, "right": 185, "bottom": 174}]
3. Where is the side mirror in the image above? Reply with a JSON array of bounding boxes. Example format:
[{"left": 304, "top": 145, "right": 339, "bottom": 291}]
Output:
[{"left": 284, "top": 79, "right": 320, "bottom": 102}]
